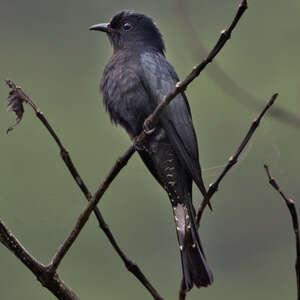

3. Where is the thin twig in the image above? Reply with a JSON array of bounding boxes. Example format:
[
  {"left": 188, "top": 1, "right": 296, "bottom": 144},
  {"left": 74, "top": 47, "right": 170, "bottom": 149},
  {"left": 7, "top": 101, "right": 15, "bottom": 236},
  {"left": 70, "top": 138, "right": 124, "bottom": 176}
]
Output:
[
  {"left": 196, "top": 93, "right": 278, "bottom": 225},
  {"left": 178, "top": 93, "right": 278, "bottom": 300},
  {"left": 5, "top": 80, "right": 162, "bottom": 300},
  {"left": 0, "top": 219, "right": 79, "bottom": 300},
  {"left": 181, "top": 93, "right": 278, "bottom": 299},
  {"left": 174, "top": 0, "right": 300, "bottom": 129},
  {"left": 264, "top": 165, "right": 300, "bottom": 300},
  {"left": 142, "top": 0, "right": 248, "bottom": 137}
]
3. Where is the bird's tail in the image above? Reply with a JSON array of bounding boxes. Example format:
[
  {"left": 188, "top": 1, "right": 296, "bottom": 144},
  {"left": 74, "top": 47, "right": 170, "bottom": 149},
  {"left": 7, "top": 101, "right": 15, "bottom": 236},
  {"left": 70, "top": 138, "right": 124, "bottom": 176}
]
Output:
[{"left": 172, "top": 202, "right": 213, "bottom": 291}]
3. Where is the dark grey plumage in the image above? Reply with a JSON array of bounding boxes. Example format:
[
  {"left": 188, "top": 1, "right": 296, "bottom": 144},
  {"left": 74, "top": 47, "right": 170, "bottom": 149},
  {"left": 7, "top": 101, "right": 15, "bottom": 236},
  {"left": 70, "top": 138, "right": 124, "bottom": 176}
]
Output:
[{"left": 90, "top": 10, "right": 213, "bottom": 290}]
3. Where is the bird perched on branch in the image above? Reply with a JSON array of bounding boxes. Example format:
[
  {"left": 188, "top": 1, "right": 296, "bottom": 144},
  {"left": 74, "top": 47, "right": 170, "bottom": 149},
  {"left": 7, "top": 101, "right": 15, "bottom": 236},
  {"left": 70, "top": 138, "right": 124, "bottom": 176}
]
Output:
[{"left": 90, "top": 10, "right": 213, "bottom": 290}]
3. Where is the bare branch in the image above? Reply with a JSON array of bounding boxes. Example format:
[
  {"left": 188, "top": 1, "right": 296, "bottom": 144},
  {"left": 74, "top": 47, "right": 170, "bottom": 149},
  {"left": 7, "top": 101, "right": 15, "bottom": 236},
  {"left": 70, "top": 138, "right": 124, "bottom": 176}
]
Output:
[
  {"left": 264, "top": 165, "right": 300, "bottom": 300},
  {"left": 5, "top": 80, "right": 93, "bottom": 197},
  {"left": 174, "top": 0, "right": 300, "bottom": 129},
  {"left": 181, "top": 93, "right": 278, "bottom": 299},
  {"left": 5, "top": 80, "right": 162, "bottom": 300},
  {"left": 196, "top": 93, "right": 278, "bottom": 224},
  {"left": 0, "top": 219, "right": 79, "bottom": 300},
  {"left": 141, "top": 0, "right": 248, "bottom": 136}
]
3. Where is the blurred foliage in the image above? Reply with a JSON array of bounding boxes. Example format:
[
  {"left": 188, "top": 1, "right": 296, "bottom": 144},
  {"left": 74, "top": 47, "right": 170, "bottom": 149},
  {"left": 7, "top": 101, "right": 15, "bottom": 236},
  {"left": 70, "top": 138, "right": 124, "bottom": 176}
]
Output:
[{"left": 0, "top": 0, "right": 300, "bottom": 299}]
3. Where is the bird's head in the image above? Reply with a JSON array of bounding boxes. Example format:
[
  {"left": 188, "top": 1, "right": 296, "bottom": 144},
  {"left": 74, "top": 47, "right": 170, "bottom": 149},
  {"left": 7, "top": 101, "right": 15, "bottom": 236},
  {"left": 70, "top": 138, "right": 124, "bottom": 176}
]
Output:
[{"left": 89, "top": 11, "right": 165, "bottom": 53}]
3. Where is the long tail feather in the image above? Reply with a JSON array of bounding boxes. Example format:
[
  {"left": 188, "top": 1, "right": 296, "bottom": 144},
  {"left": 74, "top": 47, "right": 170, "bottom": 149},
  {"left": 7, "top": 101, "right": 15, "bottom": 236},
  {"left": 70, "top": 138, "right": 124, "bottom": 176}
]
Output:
[{"left": 172, "top": 202, "right": 213, "bottom": 290}]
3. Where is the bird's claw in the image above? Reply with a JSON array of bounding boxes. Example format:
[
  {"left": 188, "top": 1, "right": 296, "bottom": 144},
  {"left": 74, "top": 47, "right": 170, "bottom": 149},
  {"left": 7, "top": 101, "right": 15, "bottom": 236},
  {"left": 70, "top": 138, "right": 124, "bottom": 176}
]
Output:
[
  {"left": 143, "top": 120, "right": 156, "bottom": 135},
  {"left": 144, "top": 127, "right": 156, "bottom": 135}
]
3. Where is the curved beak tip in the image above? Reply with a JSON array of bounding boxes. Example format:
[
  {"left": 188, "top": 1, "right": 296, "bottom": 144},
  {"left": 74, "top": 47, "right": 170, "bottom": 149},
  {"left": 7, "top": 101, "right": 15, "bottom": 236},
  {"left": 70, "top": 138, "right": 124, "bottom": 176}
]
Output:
[{"left": 89, "top": 23, "right": 110, "bottom": 33}]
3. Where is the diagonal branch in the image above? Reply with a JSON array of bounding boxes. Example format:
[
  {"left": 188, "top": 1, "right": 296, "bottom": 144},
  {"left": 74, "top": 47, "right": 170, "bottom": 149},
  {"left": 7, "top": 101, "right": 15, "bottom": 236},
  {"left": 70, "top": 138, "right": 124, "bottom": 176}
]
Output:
[
  {"left": 5, "top": 80, "right": 162, "bottom": 300},
  {"left": 196, "top": 93, "right": 278, "bottom": 225},
  {"left": 0, "top": 219, "right": 79, "bottom": 300},
  {"left": 178, "top": 93, "right": 278, "bottom": 300},
  {"left": 142, "top": 0, "right": 248, "bottom": 137},
  {"left": 264, "top": 165, "right": 300, "bottom": 300}
]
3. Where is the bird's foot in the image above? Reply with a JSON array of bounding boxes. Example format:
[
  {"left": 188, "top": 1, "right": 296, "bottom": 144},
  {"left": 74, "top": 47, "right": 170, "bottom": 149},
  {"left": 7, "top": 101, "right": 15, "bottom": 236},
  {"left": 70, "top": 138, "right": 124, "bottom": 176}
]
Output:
[{"left": 143, "top": 119, "right": 156, "bottom": 135}]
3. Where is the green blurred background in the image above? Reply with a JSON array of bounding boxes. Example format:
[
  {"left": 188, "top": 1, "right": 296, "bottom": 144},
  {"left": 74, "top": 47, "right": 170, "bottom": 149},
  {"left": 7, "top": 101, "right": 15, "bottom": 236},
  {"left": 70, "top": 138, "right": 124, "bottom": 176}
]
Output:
[{"left": 1, "top": 0, "right": 300, "bottom": 299}]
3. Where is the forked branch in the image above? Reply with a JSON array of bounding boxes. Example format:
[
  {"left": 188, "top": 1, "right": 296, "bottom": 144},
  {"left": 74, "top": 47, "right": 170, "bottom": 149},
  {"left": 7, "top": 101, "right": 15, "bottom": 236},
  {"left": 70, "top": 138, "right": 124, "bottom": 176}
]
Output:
[
  {"left": 196, "top": 93, "right": 278, "bottom": 225},
  {"left": 0, "top": 219, "right": 79, "bottom": 300}
]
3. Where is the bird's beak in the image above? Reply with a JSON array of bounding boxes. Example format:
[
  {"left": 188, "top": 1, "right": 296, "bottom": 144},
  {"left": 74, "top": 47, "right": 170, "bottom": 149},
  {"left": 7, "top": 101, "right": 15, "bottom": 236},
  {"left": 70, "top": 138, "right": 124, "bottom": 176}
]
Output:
[{"left": 89, "top": 23, "right": 111, "bottom": 33}]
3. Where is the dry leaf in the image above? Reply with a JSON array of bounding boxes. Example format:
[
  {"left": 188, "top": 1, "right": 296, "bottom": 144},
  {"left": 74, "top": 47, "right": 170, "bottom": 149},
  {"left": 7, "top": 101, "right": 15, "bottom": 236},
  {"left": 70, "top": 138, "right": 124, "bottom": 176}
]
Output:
[{"left": 6, "top": 81, "right": 25, "bottom": 133}]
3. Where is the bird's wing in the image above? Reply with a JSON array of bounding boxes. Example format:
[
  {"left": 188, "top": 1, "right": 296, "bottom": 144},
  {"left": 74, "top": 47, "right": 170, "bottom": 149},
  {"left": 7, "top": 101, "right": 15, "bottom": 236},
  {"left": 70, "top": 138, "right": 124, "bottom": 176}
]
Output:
[{"left": 140, "top": 51, "right": 207, "bottom": 196}]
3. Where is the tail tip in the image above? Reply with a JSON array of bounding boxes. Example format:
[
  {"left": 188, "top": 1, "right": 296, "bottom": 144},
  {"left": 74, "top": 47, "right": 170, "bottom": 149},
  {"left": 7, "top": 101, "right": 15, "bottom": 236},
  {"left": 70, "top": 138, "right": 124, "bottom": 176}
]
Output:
[{"left": 183, "top": 270, "right": 213, "bottom": 291}]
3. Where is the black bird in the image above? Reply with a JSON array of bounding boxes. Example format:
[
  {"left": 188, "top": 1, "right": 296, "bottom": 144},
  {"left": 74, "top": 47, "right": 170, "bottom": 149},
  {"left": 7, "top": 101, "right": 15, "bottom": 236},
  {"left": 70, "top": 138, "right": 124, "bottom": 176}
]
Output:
[{"left": 90, "top": 11, "right": 213, "bottom": 290}]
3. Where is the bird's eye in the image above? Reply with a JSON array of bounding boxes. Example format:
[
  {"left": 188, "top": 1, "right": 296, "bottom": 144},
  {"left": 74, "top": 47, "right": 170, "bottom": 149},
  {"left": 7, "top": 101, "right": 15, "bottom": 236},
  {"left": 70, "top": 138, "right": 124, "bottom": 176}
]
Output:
[{"left": 122, "top": 23, "right": 133, "bottom": 31}]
